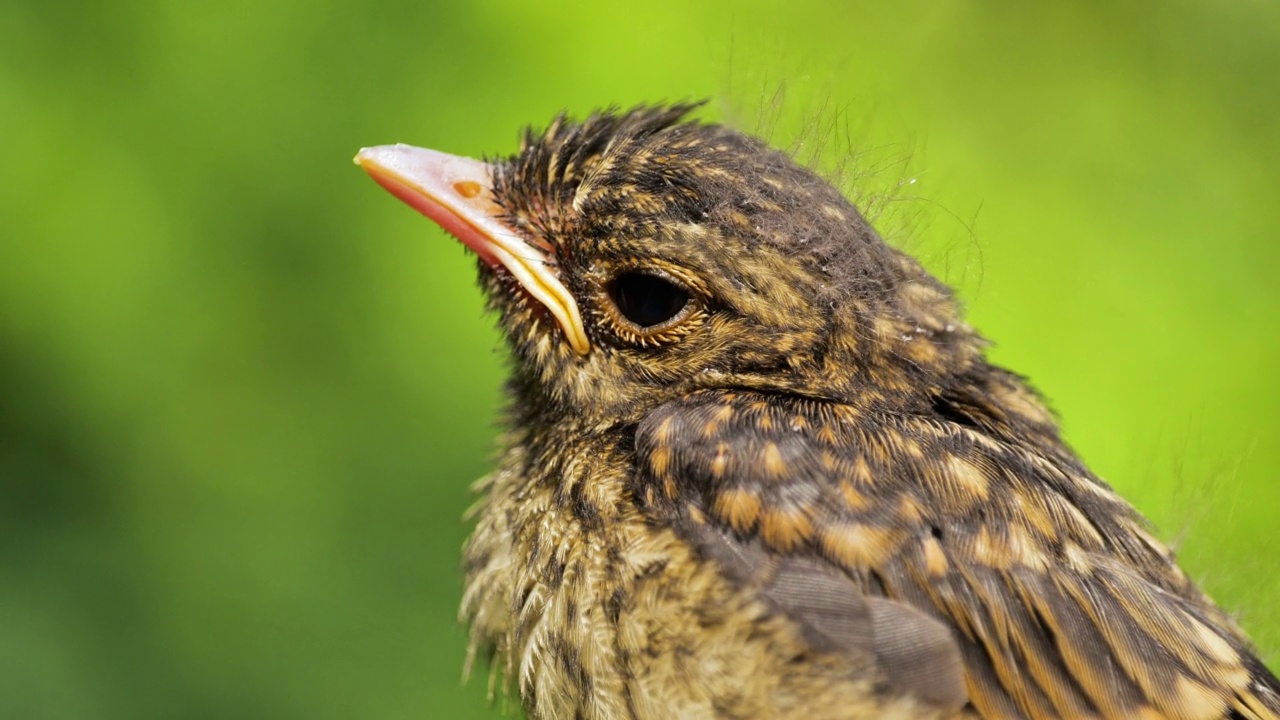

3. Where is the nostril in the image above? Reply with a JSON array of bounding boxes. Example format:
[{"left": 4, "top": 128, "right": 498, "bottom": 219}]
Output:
[{"left": 453, "top": 180, "right": 482, "bottom": 198}]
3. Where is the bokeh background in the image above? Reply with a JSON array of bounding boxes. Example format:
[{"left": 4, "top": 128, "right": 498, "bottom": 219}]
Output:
[{"left": 3, "top": 1, "right": 1278, "bottom": 717}]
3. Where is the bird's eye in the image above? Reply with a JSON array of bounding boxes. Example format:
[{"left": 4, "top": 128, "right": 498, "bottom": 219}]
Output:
[{"left": 607, "top": 271, "right": 691, "bottom": 329}]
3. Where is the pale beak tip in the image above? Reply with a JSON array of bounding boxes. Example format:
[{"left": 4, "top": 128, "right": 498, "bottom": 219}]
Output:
[{"left": 353, "top": 146, "right": 388, "bottom": 168}]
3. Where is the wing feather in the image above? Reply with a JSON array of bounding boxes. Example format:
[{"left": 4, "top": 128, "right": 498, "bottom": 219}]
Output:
[{"left": 635, "top": 389, "right": 1280, "bottom": 718}]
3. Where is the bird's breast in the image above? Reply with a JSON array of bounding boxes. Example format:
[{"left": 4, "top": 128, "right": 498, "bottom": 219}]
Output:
[{"left": 459, "top": 431, "right": 954, "bottom": 720}]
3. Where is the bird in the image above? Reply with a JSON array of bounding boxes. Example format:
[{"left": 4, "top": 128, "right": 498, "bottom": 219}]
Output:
[{"left": 354, "top": 104, "right": 1280, "bottom": 719}]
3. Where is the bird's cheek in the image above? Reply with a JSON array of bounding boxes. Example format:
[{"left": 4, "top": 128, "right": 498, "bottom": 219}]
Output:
[{"left": 479, "top": 269, "right": 559, "bottom": 345}]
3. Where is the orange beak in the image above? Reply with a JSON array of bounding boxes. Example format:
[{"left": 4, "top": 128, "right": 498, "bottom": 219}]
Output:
[{"left": 354, "top": 144, "right": 590, "bottom": 356}]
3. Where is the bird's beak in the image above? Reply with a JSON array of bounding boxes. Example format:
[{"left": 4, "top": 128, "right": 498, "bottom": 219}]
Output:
[{"left": 354, "top": 144, "right": 590, "bottom": 356}]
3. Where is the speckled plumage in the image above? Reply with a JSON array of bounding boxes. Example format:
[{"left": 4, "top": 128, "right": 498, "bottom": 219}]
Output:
[{"left": 364, "top": 104, "right": 1280, "bottom": 719}]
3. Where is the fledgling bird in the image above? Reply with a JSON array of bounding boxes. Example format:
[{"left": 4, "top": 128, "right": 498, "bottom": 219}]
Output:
[{"left": 355, "top": 104, "right": 1280, "bottom": 719}]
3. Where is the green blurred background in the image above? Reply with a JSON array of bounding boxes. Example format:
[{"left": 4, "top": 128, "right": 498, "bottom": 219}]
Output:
[{"left": 2, "top": 1, "right": 1278, "bottom": 717}]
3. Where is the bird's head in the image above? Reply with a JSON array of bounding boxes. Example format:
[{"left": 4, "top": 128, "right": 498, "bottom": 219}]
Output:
[{"left": 357, "top": 104, "right": 984, "bottom": 426}]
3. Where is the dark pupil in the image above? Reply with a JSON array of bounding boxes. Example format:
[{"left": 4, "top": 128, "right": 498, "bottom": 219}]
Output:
[{"left": 609, "top": 272, "right": 690, "bottom": 328}]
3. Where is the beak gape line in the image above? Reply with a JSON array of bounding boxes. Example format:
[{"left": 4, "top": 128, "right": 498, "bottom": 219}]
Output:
[{"left": 355, "top": 144, "right": 590, "bottom": 355}]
